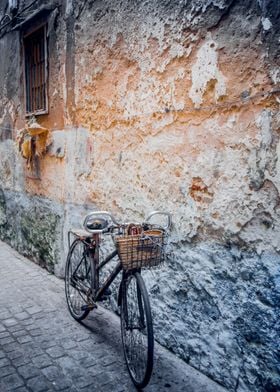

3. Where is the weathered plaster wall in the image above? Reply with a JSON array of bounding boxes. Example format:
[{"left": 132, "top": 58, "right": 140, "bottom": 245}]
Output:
[{"left": 0, "top": 0, "right": 279, "bottom": 391}]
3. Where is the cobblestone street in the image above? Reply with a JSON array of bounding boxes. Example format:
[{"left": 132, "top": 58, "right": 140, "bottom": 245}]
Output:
[{"left": 0, "top": 241, "right": 227, "bottom": 392}]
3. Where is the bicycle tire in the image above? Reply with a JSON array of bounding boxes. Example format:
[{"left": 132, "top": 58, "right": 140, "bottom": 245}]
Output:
[
  {"left": 65, "top": 238, "right": 92, "bottom": 321},
  {"left": 120, "top": 271, "right": 154, "bottom": 389}
]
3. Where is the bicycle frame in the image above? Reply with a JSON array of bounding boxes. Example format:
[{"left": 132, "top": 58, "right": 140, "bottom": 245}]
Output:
[
  {"left": 89, "top": 233, "right": 122, "bottom": 303},
  {"left": 66, "top": 209, "right": 172, "bottom": 389}
]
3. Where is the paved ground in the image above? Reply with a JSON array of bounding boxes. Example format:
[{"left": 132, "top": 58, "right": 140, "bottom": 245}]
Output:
[{"left": 0, "top": 240, "right": 227, "bottom": 392}]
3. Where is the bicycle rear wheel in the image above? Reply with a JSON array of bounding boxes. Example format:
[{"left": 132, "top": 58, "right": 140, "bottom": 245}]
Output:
[
  {"left": 65, "top": 239, "right": 92, "bottom": 321},
  {"left": 120, "top": 271, "right": 154, "bottom": 389}
]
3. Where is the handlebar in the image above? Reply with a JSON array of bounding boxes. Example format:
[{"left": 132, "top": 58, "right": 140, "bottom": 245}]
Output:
[
  {"left": 144, "top": 211, "right": 172, "bottom": 230},
  {"left": 83, "top": 210, "right": 172, "bottom": 233},
  {"left": 83, "top": 211, "right": 120, "bottom": 233}
]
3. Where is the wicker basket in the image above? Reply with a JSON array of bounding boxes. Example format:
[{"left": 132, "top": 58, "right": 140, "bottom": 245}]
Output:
[{"left": 116, "top": 229, "right": 165, "bottom": 270}]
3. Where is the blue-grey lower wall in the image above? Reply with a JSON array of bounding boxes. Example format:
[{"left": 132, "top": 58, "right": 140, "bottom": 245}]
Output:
[{"left": 144, "top": 245, "right": 280, "bottom": 392}]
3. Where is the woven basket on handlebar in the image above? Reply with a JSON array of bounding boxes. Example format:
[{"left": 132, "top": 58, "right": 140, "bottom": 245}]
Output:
[{"left": 116, "top": 229, "right": 165, "bottom": 270}]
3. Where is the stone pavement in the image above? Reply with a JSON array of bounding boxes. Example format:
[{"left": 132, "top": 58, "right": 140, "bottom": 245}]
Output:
[{"left": 0, "top": 240, "right": 227, "bottom": 392}]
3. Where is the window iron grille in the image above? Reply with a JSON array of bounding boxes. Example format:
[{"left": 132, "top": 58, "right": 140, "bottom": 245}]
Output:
[{"left": 24, "top": 25, "right": 48, "bottom": 115}]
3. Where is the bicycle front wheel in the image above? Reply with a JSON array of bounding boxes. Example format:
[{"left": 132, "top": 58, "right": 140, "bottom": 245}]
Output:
[
  {"left": 121, "top": 271, "right": 154, "bottom": 389},
  {"left": 65, "top": 239, "right": 92, "bottom": 321}
]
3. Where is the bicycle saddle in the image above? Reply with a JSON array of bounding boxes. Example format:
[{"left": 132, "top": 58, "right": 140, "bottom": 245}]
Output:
[{"left": 86, "top": 218, "right": 108, "bottom": 231}]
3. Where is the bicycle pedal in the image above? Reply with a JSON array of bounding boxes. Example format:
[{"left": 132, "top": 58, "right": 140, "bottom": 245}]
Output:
[
  {"left": 98, "top": 288, "right": 112, "bottom": 302},
  {"left": 81, "top": 303, "right": 97, "bottom": 311},
  {"left": 104, "top": 288, "right": 112, "bottom": 296},
  {"left": 98, "top": 295, "right": 110, "bottom": 302}
]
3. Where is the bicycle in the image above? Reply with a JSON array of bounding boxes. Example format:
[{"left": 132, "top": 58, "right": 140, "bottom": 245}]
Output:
[{"left": 64, "top": 210, "right": 172, "bottom": 389}]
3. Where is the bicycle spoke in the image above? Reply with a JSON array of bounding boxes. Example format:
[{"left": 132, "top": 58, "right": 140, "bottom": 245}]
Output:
[
  {"left": 121, "top": 272, "right": 153, "bottom": 388},
  {"left": 65, "top": 239, "right": 93, "bottom": 321}
]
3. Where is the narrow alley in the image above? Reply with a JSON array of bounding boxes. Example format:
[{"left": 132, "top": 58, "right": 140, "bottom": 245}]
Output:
[{"left": 0, "top": 241, "right": 226, "bottom": 392}]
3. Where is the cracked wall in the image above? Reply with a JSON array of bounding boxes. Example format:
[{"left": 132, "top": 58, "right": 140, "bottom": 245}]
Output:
[{"left": 0, "top": 0, "right": 280, "bottom": 391}]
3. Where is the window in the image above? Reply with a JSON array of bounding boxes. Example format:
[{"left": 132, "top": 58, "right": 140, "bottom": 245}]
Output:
[{"left": 24, "top": 25, "right": 48, "bottom": 115}]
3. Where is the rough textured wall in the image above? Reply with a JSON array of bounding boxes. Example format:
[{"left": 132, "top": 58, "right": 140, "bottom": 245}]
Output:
[{"left": 0, "top": 0, "right": 280, "bottom": 391}]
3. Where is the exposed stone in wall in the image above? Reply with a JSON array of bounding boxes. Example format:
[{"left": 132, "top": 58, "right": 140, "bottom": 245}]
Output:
[{"left": 0, "top": 0, "right": 279, "bottom": 391}]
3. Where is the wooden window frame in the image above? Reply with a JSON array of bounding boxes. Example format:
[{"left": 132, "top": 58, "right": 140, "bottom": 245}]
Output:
[{"left": 23, "top": 23, "right": 48, "bottom": 117}]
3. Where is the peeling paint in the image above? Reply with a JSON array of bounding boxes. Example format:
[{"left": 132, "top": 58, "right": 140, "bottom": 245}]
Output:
[
  {"left": 189, "top": 36, "right": 227, "bottom": 108},
  {"left": 261, "top": 17, "right": 272, "bottom": 31}
]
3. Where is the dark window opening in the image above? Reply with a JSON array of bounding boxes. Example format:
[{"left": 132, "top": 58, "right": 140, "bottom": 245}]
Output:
[{"left": 24, "top": 25, "right": 48, "bottom": 115}]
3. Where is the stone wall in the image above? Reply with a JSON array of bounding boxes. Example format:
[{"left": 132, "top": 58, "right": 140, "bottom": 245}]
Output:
[{"left": 0, "top": 0, "right": 279, "bottom": 390}]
